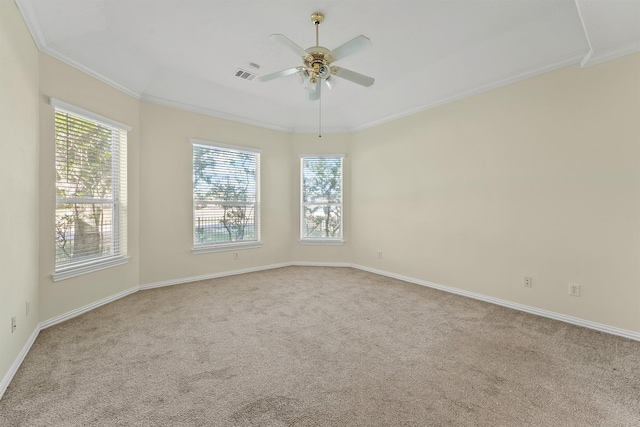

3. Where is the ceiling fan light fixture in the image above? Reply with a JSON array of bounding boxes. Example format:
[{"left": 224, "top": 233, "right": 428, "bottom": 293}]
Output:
[
  {"left": 318, "top": 64, "right": 331, "bottom": 79},
  {"left": 304, "top": 75, "right": 318, "bottom": 92},
  {"left": 258, "top": 11, "right": 374, "bottom": 95},
  {"left": 325, "top": 76, "right": 337, "bottom": 90}
]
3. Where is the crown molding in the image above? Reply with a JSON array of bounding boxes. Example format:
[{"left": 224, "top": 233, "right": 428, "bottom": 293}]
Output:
[
  {"left": 352, "top": 51, "right": 588, "bottom": 132},
  {"left": 140, "top": 94, "right": 295, "bottom": 133},
  {"left": 14, "top": 0, "right": 46, "bottom": 50},
  {"left": 43, "top": 46, "right": 142, "bottom": 100},
  {"left": 15, "top": 0, "right": 142, "bottom": 100},
  {"left": 581, "top": 41, "right": 640, "bottom": 68},
  {"left": 14, "top": 0, "right": 636, "bottom": 134}
]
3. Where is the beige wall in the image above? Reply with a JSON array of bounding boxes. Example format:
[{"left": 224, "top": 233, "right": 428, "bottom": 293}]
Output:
[
  {"left": 351, "top": 54, "right": 640, "bottom": 332},
  {"left": 0, "top": 0, "right": 40, "bottom": 389},
  {"left": 38, "top": 54, "right": 141, "bottom": 321},
  {"left": 138, "top": 103, "right": 292, "bottom": 285}
]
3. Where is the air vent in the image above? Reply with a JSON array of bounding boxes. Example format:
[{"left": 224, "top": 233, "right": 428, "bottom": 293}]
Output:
[{"left": 235, "top": 68, "right": 257, "bottom": 81}]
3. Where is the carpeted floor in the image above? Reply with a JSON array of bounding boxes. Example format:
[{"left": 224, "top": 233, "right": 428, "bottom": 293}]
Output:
[{"left": 1, "top": 266, "right": 639, "bottom": 426}]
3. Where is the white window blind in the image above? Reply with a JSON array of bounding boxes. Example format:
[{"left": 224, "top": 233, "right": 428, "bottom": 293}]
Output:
[
  {"left": 54, "top": 104, "right": 128, "bottom": 280},
  {"left": 300, "top": 156, "right": 343, "bottom": 241},
  {"left": 192, "top": 141, "right": 261, "bottom": 252}
]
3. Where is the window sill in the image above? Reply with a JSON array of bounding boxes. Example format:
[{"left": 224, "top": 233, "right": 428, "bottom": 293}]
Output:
[
  {"left": 192, "top": 241, "right": 262, "bottom": 254},
  {"left": 299, "top": 239, "right": 344, "bottom": 246},
  {"left": 53, "top": 255, "right": 130, "bottom": 282}
]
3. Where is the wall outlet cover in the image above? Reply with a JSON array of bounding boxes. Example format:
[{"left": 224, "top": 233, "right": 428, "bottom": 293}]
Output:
[{"left": 569, "top": 283, "right": 581, "bottom": 297}]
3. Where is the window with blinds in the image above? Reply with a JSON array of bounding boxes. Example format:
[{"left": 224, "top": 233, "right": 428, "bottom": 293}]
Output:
[
  {"left": 53, "top": 100, "right": 128, "bottom": 280},
  {"left": 300, "top": 156, "right": 343, "bottom": 242},
  {"left": 192, "top": 141, "right": 261, "bottom": 252}
]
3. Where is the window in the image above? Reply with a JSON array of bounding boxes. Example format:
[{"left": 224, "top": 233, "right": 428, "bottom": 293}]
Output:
[
  {"left": 300, "top": 155, "right": 343, "bottom": 243},
  {"left": 52, "top": 99, "right": 129, "bottom": 281},
  {"left": 192, "top": 140, "right": 261, "bottom": 253}
]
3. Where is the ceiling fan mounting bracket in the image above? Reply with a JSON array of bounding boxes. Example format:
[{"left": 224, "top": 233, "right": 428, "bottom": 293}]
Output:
[{"left": 311, "top": 12, "right": 324, "bottom": 25}]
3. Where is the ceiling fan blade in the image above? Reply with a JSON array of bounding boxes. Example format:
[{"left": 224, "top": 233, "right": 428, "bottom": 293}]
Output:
[
  {"left": 330, "top": 35, "right": 371, "bottom": 61},
  {"left": 258, "top": 67, "right": 303, "bottom": 82},
  {"left": 269, "top": 34, "right": 309, "bottom": 58},
  {"left": 332, "top": 67, "right": 375, "bottom": 87}
]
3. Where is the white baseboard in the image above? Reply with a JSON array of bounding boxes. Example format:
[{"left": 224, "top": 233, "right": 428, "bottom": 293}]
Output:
[
  {"left": 0, "top": 326, "right": 40, "bottom": 400},
  {"left": 2, "top": 285, "right": 135, "bottom": 400},
  {"left": 4, "top": 262, "right": 638, "bottom": 401},
  {"left": 291, "top": 261, "right": 352, "bottom": 268},
  {"left": 351, "top": 264, "right": 640, "bottom": 342},
  {"left": 139, "top": 263, "right": 292, "bottom": 290},
  {"left": 39, "top": 286, "right": 139, "bottom": 330}
]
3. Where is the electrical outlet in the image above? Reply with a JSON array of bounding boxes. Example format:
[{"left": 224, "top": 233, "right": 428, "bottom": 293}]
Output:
[
  {"left": 569, "top": 283, "right": 581, "bottom": 297},
  {"left": 11, "top": 316, "right": 16, "bottom": 333},
  {"left": 524, "top": 277, "right": 532, "bottom": 288},
  {"left": 378, "top": 250, "right": 382, "bottom": 259},
  {"left": 234, "top": 252, "right": 239, "bottom": 260}
]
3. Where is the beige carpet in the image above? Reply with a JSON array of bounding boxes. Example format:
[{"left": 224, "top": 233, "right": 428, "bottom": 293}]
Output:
[{"left": 1, "top": 266, "right": 639, "bottom": 426}]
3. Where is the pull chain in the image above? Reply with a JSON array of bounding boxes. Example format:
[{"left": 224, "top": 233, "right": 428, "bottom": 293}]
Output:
[{"left": 318, "top": 80, "right": 322, "bottom": 138}]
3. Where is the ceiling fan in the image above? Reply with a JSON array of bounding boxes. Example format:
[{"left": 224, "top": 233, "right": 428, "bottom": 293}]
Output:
[{"left": 259, "top": 12, "right": 375, "bottom": 101}]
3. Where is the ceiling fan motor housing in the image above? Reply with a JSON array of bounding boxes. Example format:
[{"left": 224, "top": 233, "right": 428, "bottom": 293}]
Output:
[{"left": 304, "top": 47, "right": 334, "bottom": 81}]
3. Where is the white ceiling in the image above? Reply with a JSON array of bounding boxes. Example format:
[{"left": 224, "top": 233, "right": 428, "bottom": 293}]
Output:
[{"left": 16, "top": 0, "right": 640, "bottom": 133}]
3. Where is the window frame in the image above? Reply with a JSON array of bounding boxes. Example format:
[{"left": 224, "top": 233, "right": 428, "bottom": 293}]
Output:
[
  {"left": 51, "top": 98, "right": 131, "bottom": 281},
  {"left": 299, "top": 154, "right": 344, "bottom": 245},
  {"left": 191, "top": 139, "right": 262, "bottom": 254}
]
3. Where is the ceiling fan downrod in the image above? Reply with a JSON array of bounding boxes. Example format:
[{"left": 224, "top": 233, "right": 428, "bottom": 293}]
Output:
[{"left": 311, "top": 12, "right": 324, "bottom": 47}]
